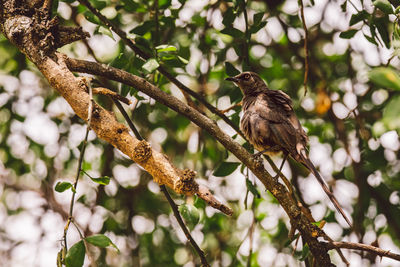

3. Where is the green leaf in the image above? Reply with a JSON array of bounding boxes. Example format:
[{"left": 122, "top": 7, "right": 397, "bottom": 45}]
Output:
[
  {"left": 374, "top": 17, "right": 390, "bottom": 48},
  {"left": 119, "top": 0, "right": 141, "bottom": 12},
  {"left": 349, "top": 10, "right": 369, "bottom": 26},
  {"left": 369, "top": 67, "right": 400, "bottom": 91},
  {"left": 90, "top": 176, "right": 110, "bottom": 185},
  {"left": 65, "top": 240, "right": 85, "bottom": 267},
  {"left": 339, "top": 29, "right": 357, "bottom": 39},
  {"left": 134, "top": 36, "right": 153, "bottom": 55},
  {"left": 299, "top": 243, "right": 310, "bottom": 261},
  {"left": 130, "top": 21, "right": 155, "bottom": 35},
  {"left": 250, "top": 21, "right": 267, "bottom": 34},
  {"left": 220, "top": 27, "right": 244, "bottom": 38},
  {"left": 225, "top": 62, "right": 240, "bottom": 76},
  {"left": 52, "top": 0, "right": 59, "bottom": 17},
  {"left": 85, "top": 234, "right": 119, "bottom": 252},
  {"left": 222, "top": 7, "right": 235, "bottom": 26},
  {"left": 84, "top": 11, "right": 103, "bottom": 26},
  {"left": 81, "top": 161, "right": 91, "bottom": 171},
  {"left": 177, "top": 56, "right": 188, "bottom": 64},
  {"left": 142, "top": 58, "right": 159, "bottom": 73},
  {"left": 156, "top": 45, "right": 177, "bottom": 52},
  {"left": 178, "top": 204, "right": 200, "bottom": 229},
  {"left": 246, "top": 178, "right": 261, "bottom": 198},
  {"left": 311, "top": 220, "right": 324, "bottom": 228},
  {"left": 193, "top": 195, "right": 206, "bottom": 209},
  {"left": 364, "top": 33, "right": 378, "bottom": 45},
  {"left": 158, "top": 0, "right": 171, "bottom": 9},
  {"left": 373, "top": 0, "right": 393, "bottom": 14},
  {"left": 213, "top": 162, "right": 240, "bottom": 177},
  {"left": 55, "top": 181, "right": 72, "bottom": 193},
  {"left": 91, "top": 0, "right": 107, "bottom": 9},
  {"left": 98, "top": 26, "right": 115, "bottom": 41},
  {"left": 382, "top": 95, "right": 400, "bottom": 130},
  {"left": 341, "top": 1, "right": 347, "bottom": 11},
  {"left": 253, "top": 12, "right": 264, "bottom": 26}
]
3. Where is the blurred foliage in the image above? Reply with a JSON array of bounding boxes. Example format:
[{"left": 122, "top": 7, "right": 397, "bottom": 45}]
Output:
[{"left": 2, "top": 0, "right": 400, "bottom": 266}]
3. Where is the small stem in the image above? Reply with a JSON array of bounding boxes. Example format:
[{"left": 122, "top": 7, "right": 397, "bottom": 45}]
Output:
[
  {"left": 246, "top": 194, "right": 256, "bottom": 267},
  {"left": 299, "top": 0, "right": 309, "bottom": 96},
  {"left": 154, "top": 0, "right": 160, "bottom": 46},
  {"left": 327, "top": 241, "right": 400, "bottom": 261},
  {"left": 347, "top": 0, "right": 360, "bottom": 12},
  {"left": 113, "top": 99, "right": 143, "bottom": 141},
  {"left": 63, "top": 78, "right": 93, "bottom": 250},
  {"left": 242, "top": 0, "right": 250, "bottom": 69},
  {"left": 160, "top": 185, "right": 210, "bottom": 267},
  {"left": 72, "top": 219, "right": 85, "bottom": 239}
]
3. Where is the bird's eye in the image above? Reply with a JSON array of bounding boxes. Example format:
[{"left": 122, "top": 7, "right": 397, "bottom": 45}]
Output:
[{"left": 244, "top": 74, "right": 250, "bottom": 80}]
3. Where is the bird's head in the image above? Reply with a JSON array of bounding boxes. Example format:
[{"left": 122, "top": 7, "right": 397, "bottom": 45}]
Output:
[{"left": 225, "top": 71, "right": 267, "bottom": 95}]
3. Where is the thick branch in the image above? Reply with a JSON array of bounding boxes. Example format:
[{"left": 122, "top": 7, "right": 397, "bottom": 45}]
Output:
[
  {"left": 0, "top": 10, "right": 231, "bottom": 216},
  {"left": 65, "top": 58, "right": 334, "bottom": 265}
]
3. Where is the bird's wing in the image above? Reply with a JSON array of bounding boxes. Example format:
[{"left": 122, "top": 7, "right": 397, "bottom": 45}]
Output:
[
  {"left": 248, "top": 93, "right": 300, "bottom": 156},
  {"left": 265, "top": 89, "right": 293, "bottom": 114},
  {"left": 245, "top": 90, "right": 308, "bottom": 158},
  {"left": 264, "top": 90, "right": 309, "bottom": 147}
]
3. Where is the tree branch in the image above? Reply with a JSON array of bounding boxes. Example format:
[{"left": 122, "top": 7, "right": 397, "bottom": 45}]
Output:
[
  {"left": 77, "top": 0, "right": 245, "bottom": 139},
  {"left": 0, "top": 7, "right": 231, "bottom": 216},
  {"left": 65, "top": 57, "right": 335, "bottom": 265},
  {"left": 326, "top": 241, "right": 400, "bottom": 261},
  {"left": 299, "top": 0, "right": 309, "bottom": 96}
]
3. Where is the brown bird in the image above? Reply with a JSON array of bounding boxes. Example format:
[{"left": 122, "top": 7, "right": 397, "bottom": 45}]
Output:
[{"left": 226, "top": 71, "right": 352, "bottom": 227}]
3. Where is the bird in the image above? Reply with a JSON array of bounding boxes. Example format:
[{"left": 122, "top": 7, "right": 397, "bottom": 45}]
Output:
[{"left": 226, "top": 71, "right": 352, "bottom": 227}]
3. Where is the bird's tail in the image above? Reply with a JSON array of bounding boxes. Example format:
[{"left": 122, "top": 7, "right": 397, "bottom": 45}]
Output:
[{"left": 298, "top": 149, "right": 353, "bottom": 228}]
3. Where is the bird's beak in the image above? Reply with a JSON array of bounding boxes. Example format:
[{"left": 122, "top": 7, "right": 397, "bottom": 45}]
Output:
[{"left": 225, "top": 77, "right": 238, "bottom": 82}]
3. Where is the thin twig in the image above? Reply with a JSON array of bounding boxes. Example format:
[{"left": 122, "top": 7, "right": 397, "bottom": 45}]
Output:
[
  {"left": 244, "top": 168, "right": 250, "bottom": 209},
  {"left": 160, "top": 185, "right": 210, "bottom": 267},
  {"left": 220, "top": 101, "right": 242, "bottom": 114},
  {"left": 321, "top": 232, "right": 350, "bottom": 266},
  {"left": 347, "top": 0, "right": 360, "bottom": 12},
  {"left": 77, "top": 0, "right": 245, "bottom": 139},
  {"left": 264, "top": 156, "right": 293, "bottom": 196},
  {"left": 326, "top": 241, "right": 400, "bottom": 261},
  {"left": 113, "top": 98, "right": 210, "bottom": 266},
  {"left": 113, "top": 99, "right": 142, "bottom": 141},
  {"left": 93, "top": 87, "right": 131, "bottom": 105},
  {"left": 299, "top": 0, "right": 309, "bottom": 96},
  {"left": 63, "top": 77, "right": 93, "bottom": 250},
  {"left": 72, "top": 219, "right": 84, "bottom": 239},
  {"left": 233, "top": 170, "right": 257, "bottom": 267},
  {"left": 246, "top": 194, "right": 256, "bottom": 267},
  {"left": 242, "top": 0, "right": 250, "bottom": 69},
  {"left": 154, "top": 0, "right": 160, "bottom": 46}
]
